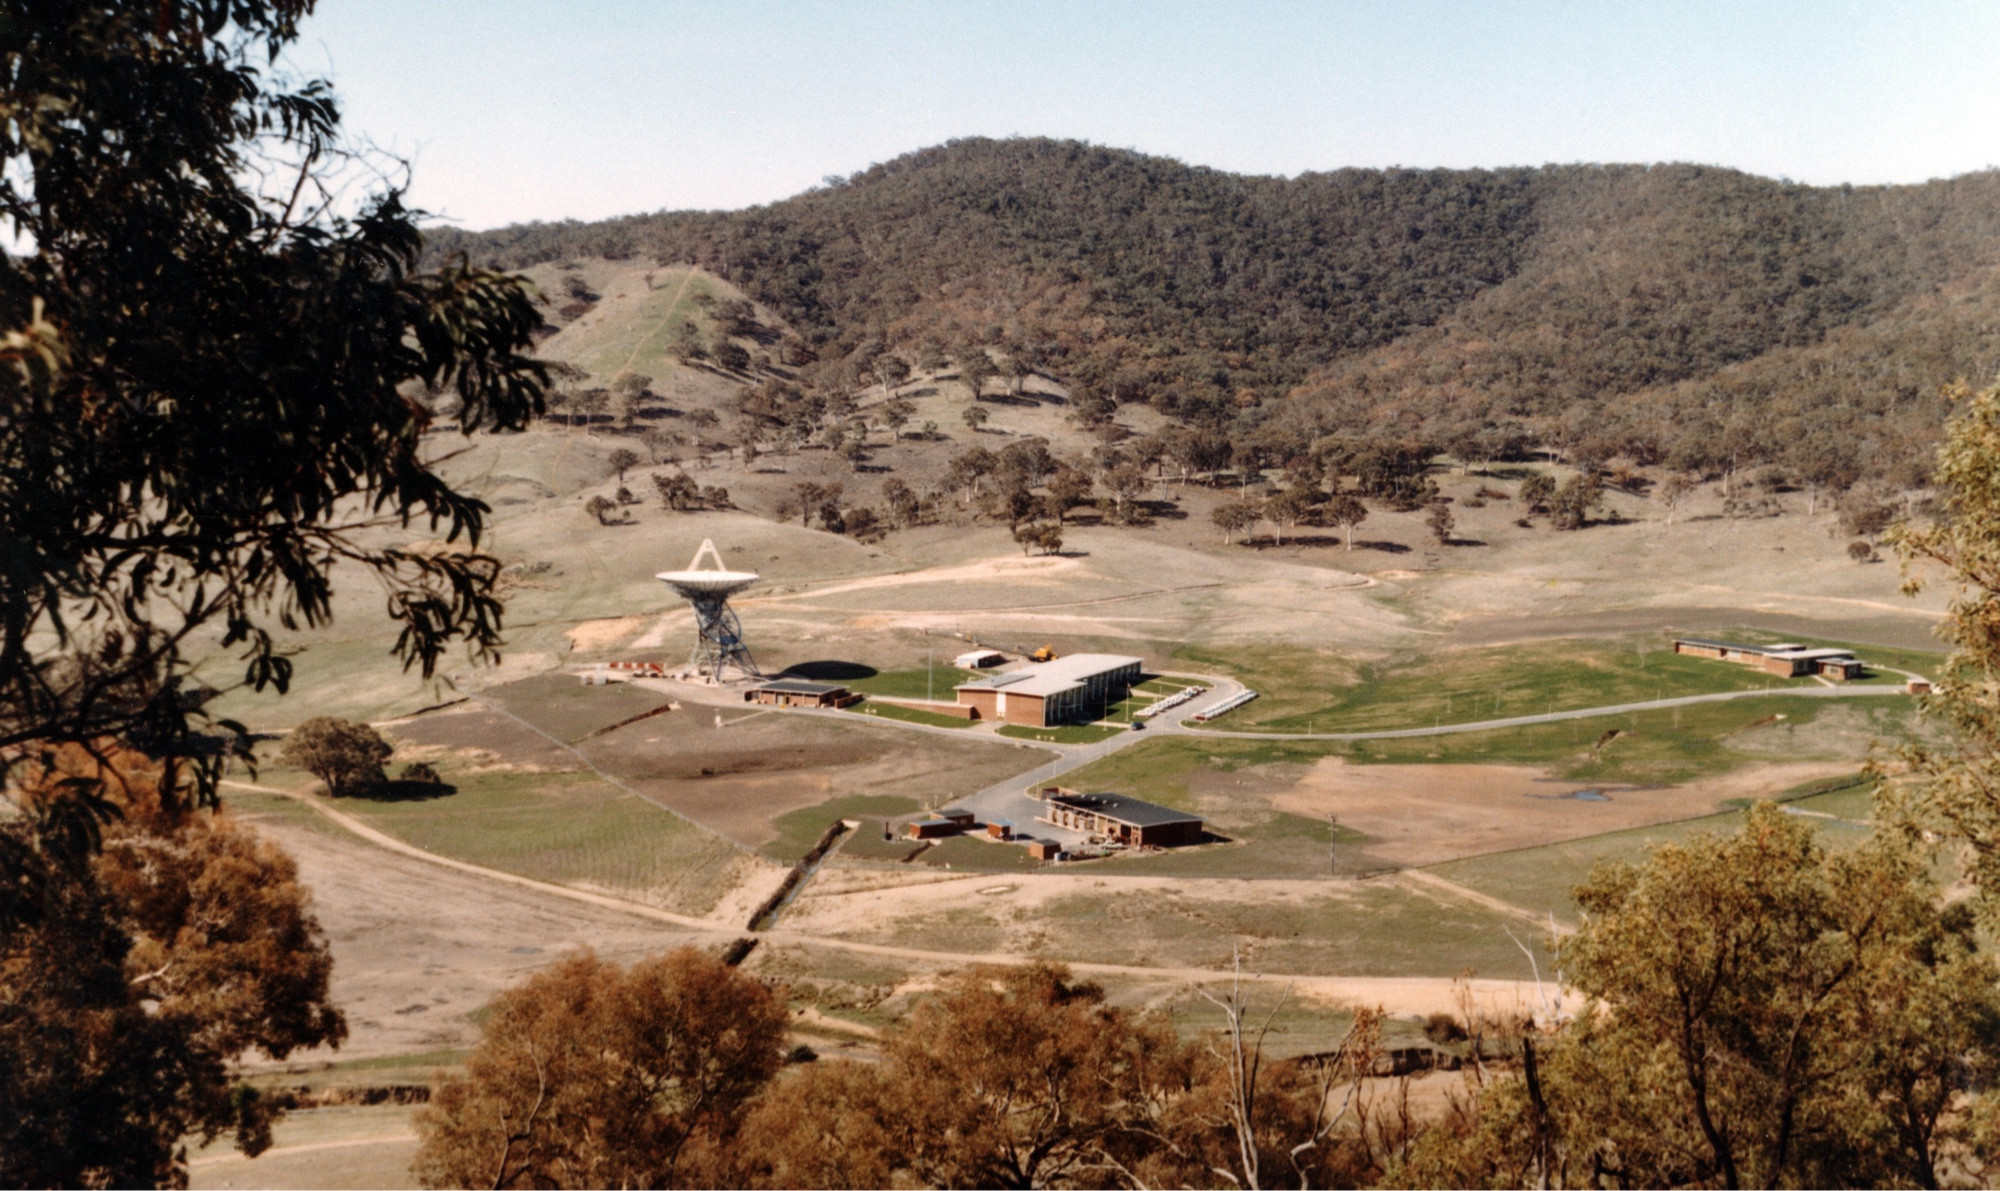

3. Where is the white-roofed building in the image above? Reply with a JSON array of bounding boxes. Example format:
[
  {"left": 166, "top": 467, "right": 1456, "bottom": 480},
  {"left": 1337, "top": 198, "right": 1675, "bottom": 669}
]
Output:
[{"left": 955, "top": 653, "right": 1143, "bottom": 726}]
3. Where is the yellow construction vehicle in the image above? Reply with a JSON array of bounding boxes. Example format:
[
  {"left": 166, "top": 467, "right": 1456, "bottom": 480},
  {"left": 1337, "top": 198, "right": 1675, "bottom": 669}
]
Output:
[{"left": 1030, "top": 645, "right": 1059, "bottom": 663}]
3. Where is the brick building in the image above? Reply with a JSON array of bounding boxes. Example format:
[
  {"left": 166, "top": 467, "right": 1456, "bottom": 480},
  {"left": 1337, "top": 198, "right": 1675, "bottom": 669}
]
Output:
[
  {"left": 955, "top": 653, "right": 1144, "bottom": 726},
  {"left": 744, "top": 678, "right": 860, "bottom": 708},
  {"left": 1038, "top": 790, "right": 1204, "bottom": 848},
  {"left": 1672, "top": 638, "right": 1864, "bottom": 680}
]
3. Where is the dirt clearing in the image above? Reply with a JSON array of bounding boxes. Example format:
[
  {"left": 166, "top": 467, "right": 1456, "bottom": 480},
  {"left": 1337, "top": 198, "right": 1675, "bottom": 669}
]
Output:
[
  {"left": 1272, "top": 757, "right": 1857, "bottom": 868},
  {"left": 229, "top": 808, "right": 698, "bottom": 1062}
]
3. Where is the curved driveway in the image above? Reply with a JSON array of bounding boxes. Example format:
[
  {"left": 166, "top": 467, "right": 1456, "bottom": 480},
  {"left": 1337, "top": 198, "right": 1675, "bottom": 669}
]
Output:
[{"left": 945, "top": 677, "right": 1914, "bottom": 843}]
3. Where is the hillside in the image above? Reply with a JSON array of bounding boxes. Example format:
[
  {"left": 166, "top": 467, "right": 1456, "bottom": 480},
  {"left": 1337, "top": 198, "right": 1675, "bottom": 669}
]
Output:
[{"left": 428, "top": 138, "right": 2000, "bottom": 487}]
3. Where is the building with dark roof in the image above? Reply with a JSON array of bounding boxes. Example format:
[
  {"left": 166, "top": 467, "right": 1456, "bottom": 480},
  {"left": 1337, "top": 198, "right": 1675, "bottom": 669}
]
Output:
[
  {"left": 744, "top": 678, "right": 859, "bottom": 708},
  {"left": 1037, "top": 789, "right": 1204, "bottom": 848}
]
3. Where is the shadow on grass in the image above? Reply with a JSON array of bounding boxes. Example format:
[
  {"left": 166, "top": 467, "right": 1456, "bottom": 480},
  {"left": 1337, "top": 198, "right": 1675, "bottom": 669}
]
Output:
[
  {"left": 340, "top": 779, "right": 457, "bottom": 803},
  {"left": 785, "top": 660, "right": 879, "bottom": 681}
]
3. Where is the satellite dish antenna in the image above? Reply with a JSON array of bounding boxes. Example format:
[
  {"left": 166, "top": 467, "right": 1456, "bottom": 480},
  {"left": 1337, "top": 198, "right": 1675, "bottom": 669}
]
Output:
[{"left": 656, "top": 539, "right": 762, "bottom": 681}]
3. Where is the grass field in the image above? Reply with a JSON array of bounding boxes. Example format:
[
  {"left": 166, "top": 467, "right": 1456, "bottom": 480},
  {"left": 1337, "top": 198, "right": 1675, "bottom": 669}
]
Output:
[
  {"left": 844, "top": 666, "right": 980, "bottom": 700},
  {"left": 915, "top": 833, "right": 1047, "bottom": 871},
  {"left": 764, "top": 793, "right": 921, "bottom": 863},
  {"left": 1347, "top": 694, "right": 1917, "bottom": 784},
  {"left": 842, "top": 880, "right": 1555, "bottom": 979},
  {"left": 1426, "top": 773, "right": 1880, "bottom": 922},
  {"left": 1056, "top": 697, "right": 1910, "bottom": 797},
  {"left": 481, "top": 671, "right": 673, "bottom": 742},
  {"left": 1178, "top": 637, "right": 1835, "bottom": 733},
  {"left": 848, "top": 701, "right": 975, "bottom": 729},
  {"left": 328, "top": 768, "right": 746, "bottom": 915},
  {"left": 999, "top": 723, "right": 1129, "bottom": 744}
]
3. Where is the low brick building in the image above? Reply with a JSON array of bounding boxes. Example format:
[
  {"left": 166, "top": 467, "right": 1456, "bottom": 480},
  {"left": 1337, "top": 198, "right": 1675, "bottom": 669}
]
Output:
[
  {"left": 955, "top": 653, "right": 1143, "bottom": 726},
  {"left": 1672, "top": 638, "right": 1864, "bottom": 680},
  {"left": 1038, "top": 790, "right": 1204, "bottom": 848},
  {"left": 744, "top": 679, "right": 859, "bottom": 708}
]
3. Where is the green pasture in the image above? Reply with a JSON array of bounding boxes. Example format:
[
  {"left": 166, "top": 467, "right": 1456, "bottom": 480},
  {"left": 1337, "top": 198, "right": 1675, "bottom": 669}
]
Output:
[
  {"left": 844, "top": 666, "right": 980, "bottom": 700},
  {"left": 1347, "top": 695, "right": 1917, "bottom": 784},
  {"left": 561, "top": 266, "right": 729, "bottom": 382},
  {"left": 1427, "top": 772, "right": 1879, "bottom": 922},
  {"left": 1177, "top": 638, "right": 1832, "bottom": 733},
  {"left": 1061, "top": 694, "right": 1913, "bottom": 803},
  {"left": 1021, "top": 882, "right": 1554, "bottom": 979},
  {"left": 847, "top": 701, "right": 974, "bottom": 729},
  {"left": 765, "top": 793, "right": 921, "bottom": 864},
  {"left": 483, "top": 671, "right": 674, "bottom": 742},
  {"left": 915, "top": 834, "right": 1047, "bottom": 871},
  {"left": 329, "top": 768, "right": 745, "bottom": 915}
]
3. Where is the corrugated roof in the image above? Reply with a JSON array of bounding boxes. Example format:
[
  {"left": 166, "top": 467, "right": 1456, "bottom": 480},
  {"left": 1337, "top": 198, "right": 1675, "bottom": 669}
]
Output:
[
  {"left": 753, "top": 679, "right": 847, "bottom": 695},
  {"left": 956, "top": 653, "right": 1143, "bottom": 698},
  {"left": 1046, "top": 791, "right": 1201, "bottom": 829}
]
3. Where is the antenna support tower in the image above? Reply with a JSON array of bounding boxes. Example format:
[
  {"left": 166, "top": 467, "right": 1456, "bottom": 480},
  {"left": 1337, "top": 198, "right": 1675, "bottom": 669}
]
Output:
[{"left": 655, "top": 539, "right": 762, "bottom": 682}]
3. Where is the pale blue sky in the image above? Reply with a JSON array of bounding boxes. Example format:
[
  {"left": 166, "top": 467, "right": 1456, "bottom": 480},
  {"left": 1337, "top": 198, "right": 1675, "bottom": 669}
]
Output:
[{"left": 294, "top": 1, "right": 2000, "bottom": 230}]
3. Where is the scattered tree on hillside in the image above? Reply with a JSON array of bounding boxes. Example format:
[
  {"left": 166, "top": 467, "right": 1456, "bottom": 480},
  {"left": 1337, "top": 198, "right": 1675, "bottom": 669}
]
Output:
[
  {"left": 962, "top": 403, "right": 990, "bottom": 432},
  {"left": 1656, "top": 472, "right": 1697, "bottom": 525},
  {"left": 281, "top": 717, "right": 394, "bottom": 798},
  {"left": 1518, "top": 472, "right": 1558, "bottom": 513},
  {"left": 1104, "top": 463, "right": 1149, "bottom": 523},
  {"left": 1425, "top": 500, "right": 1455, "bottom": 545},
  {"left": 880, "top": 397, "right": 915, "bottom": 440},
  {"left": 882, "top": 477, "right": 922, "bottom": 528},
  {"left": 1013, "top": 521, "right": 1064, "bottom": 556},
  {"left": 715, "top": 340, "right": 751, "bottom": 372},
  {"left": 1044, "top": 466, "right": 1095, "bottom": 525},
  {"left": 671, "top": 320, "right": 708, "bottom": 363},
  {"left": 1212, "top": 499, "right": 1260, "bottom": 545},
  {"left": 791, "top": 482, "right": 827, "bottom": 527},
  {"left": 608, "top": 448, "right": 641, "bottom": 482},
  {"left": 713, "top": 298, "right": 761, "bottom": 339},
  {"left": 1266, "top": 486, "right": 1314, "bottom": 545},
  {"left": 874, "top": 355, "right": 911, "bottom": 394},
  {"left": 653, "top": 471, "right": 699, "bottom": 511},
  {"left": 957, "top": 349, "right": 997, "bottom": 400},
  {"left": 1848, "top": 540, "right": 1877, "bottom": 562},
  {"left": 585, "top": 494, "right": 621, "bottom": 525},
  {"left": 1549, "top": 472, "right": 1604, "bottom": 530},
  {"left": 415, "top": 949, "right": 787, "bottom": 1190},
  {"left": 1325, "top": 492, "right": 1369, "bottom": 550}
]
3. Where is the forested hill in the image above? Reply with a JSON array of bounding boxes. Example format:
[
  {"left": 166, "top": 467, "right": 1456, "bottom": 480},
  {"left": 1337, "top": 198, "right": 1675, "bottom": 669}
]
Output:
[{"left": 429, "top": 137, "right": 2000, "bottom": 485}]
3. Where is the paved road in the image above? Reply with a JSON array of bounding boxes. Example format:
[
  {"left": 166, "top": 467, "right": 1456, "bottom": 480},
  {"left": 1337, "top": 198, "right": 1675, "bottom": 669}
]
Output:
[
  {"left": 945, "top": 679, "right": 1915, "bottom": 844},
  {"left": 639, "top": 671, "right": 1914, "bottom": 846}
]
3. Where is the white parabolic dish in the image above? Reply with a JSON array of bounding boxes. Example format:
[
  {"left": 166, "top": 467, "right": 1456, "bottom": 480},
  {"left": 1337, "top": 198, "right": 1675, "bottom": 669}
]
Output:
[
  {"left": 655, "top": 569, "right": 759, "bottom": 596},
  {"left": 656, "top": 539, "right": 758, "bottom": 597}
]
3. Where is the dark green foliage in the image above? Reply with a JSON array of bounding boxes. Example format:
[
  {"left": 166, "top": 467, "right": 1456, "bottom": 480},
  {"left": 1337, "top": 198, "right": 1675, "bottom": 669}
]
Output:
[
  {"left": 281, "top": 717, "right": 392, "bottom": 797},
  {"left": 0, "top": 0, "right": 548, "bottom": 812},
  {"left": 432, "top": 138, "right": 2000, "bottom": 488}
]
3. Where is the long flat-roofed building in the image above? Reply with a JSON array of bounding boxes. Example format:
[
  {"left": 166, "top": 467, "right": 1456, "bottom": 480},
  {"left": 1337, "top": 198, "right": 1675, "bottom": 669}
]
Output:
[
  {"left": 1039, "top": 790, "right": 1204, "bottom": 848},
  {"left": 1672, "top": 638, "right": 1864, "bottom": 680},
  {"left": 955, "top": 653, "right": 1143, "bottom": 726}
]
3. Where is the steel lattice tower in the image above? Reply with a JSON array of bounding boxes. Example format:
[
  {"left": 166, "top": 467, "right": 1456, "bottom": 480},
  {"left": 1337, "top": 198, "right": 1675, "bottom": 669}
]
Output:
[{"left": 656, "top": 539, "right": 762, "bottom": 681}]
